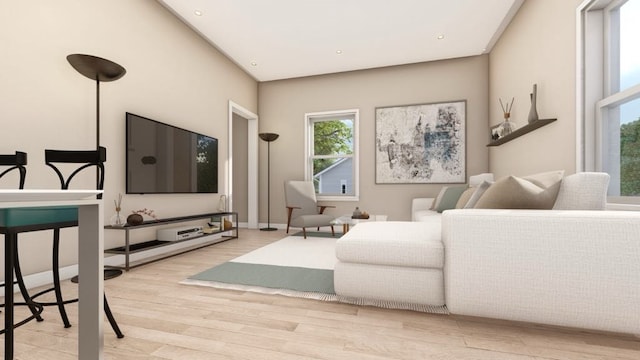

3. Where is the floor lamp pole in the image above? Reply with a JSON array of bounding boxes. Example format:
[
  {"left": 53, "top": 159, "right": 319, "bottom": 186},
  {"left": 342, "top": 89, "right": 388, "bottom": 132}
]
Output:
[
  {"left": 259, "top": 133, "right": 279, "bottom": 231},
  {"left": 67, "top": 53, "right": 126, "bottom": 278}
]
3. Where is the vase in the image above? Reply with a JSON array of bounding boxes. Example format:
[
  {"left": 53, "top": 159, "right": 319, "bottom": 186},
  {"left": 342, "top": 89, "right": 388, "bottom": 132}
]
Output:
[
  {"left": 126, "top": 213, "right": 144, "bottom": 226},
  {"left": 499, "top": 112, "right": 516, "bottom": 137},
  {"left": 110, "top": 210, "right": 125, "bottom": 227},
  {"left": 528, "top": 84, "right": 539, "bottom": 124}
]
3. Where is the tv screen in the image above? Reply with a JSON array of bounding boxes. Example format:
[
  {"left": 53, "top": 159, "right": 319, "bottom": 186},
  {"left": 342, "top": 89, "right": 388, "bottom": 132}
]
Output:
[{"left": 126, "top": 112, "right": 218, "bottom": 194}]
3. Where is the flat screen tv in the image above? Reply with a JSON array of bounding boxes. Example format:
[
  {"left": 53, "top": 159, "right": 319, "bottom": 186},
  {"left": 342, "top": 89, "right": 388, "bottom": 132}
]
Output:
[{"left": 126, "top": 112, "right": 218, "bottom": 194}]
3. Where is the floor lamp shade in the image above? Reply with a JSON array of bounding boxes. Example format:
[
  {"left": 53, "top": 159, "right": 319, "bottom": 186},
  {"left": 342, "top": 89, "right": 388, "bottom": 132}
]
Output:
[
  {"left": 259, "top": 133, "right": 279, "bottom": 231},
  {"left": 67, "top": 54, "right": 126, "bottom": 150}
]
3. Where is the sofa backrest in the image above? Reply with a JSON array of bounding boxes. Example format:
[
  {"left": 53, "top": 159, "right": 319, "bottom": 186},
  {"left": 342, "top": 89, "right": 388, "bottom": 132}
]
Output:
[{"left": 552, "top": 172, "right": 610, "bottom": 210}]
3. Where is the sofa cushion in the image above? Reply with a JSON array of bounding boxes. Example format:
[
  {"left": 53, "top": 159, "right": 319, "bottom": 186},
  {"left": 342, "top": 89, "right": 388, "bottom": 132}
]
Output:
[
  {"left": 455, "top": 187, "right": 476, "bottom": 208},
  {"left": 553, "top": 172, "right": 610, "bottom": 210},
  {"left": 434, "top": 185, "right": 467, "bottom": 212},
  {"left": 469, "top": 173, "right": 494, "bottom": 186},
  {"left": 336, "top": 221, "right": 443, "bottom": 269},
  {"left": 464, "top": 180, "right": 492, "bottom": 209},
  {"left": 475, "top": 170, "right": 564, "bottom": 209},
  {"left": 430, "top": 187, "right": 447, "bottom": 210}
]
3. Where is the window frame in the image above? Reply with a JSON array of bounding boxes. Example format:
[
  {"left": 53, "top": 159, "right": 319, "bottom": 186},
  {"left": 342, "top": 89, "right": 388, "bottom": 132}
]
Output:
[
  {"left": 304, "top": 109, "right": 359, "bottom": 201},
  {"left": 578, "top": 0, "right": 640, "bottom": 206}
]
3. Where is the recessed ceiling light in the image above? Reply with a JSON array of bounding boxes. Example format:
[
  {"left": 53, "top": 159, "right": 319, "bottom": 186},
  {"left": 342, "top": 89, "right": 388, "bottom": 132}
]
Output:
[
  {"left": 336, "top": 50, "right": 343, "bottom": 54},
  {"left": 437, "top": 34, "right": 445, "bottom": 40},
  {"left": 250, "top": 61, "right": 257, "bottom": 67},
  {"left": 194, "top": 10, "right": 203, "bottom": 16}
]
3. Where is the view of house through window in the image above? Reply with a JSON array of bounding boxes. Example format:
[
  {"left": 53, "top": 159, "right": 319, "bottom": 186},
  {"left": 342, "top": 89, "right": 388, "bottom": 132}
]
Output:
[{"left": 305, "top": 110, "right": 359, "bottom": 200}]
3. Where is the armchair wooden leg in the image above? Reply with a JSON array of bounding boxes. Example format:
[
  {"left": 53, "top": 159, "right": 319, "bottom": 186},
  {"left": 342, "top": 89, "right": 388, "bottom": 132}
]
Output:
[
  {"left": 302, "top": 228, "right": 307, "bottom": 239},
  {"left": 330, "top": 226, "right": 335, "bottom": 237},
  {"left": 286, "top": 207, "right": 294, "bottom": 234}
]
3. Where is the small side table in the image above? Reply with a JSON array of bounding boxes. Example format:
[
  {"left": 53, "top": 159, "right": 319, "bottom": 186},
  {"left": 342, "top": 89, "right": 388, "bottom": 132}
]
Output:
[{"left": 331, "top": 214, "right": 387, "bottom": 234}]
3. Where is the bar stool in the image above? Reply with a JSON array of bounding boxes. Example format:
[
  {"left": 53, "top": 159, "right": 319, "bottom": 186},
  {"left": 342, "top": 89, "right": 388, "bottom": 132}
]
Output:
[
  {"left": 0, "top": 151, "right": 45, "bottom": 333},
  {"left": 28, "top": 147, "right": 124, "bottom": 338}
]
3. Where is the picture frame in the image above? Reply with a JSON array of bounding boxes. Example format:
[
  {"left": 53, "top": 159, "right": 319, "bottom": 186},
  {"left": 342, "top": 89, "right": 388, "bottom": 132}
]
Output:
[{"left": 375, "top": 100, "right": 466, "bottom": 184}]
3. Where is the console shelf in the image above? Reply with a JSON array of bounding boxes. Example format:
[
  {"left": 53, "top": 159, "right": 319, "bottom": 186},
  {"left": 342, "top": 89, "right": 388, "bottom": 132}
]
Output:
[{"left": 105, "top": 212, "right": 238, "bottom": 271}]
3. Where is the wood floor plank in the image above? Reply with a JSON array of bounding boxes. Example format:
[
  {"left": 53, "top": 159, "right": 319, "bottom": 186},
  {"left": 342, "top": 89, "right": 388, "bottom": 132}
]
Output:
[{"left": 2, "top": 228, "right": 638, "bottom": 359}]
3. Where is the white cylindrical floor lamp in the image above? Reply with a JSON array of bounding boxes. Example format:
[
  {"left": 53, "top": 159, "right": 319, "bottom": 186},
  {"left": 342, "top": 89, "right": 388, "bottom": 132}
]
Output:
[{"left": 259, "top": 132, "right": 279, "bottom": 231}]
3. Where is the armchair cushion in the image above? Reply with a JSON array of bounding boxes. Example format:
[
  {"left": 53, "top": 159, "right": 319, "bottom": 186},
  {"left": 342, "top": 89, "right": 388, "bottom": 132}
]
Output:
[{"left": 289, "top": 214, "right": 335, "bottom": 228}]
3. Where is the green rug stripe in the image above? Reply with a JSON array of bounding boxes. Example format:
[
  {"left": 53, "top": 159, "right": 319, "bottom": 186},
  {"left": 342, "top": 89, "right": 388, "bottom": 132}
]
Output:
[{"left": 190, "top": 262, "right": 335, "bottom": 294}]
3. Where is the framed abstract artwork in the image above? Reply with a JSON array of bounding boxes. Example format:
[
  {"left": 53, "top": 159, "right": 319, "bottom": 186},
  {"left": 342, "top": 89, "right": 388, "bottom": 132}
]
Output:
[{"left": 375, "top": 100, "right": 466, "bottom": 184}]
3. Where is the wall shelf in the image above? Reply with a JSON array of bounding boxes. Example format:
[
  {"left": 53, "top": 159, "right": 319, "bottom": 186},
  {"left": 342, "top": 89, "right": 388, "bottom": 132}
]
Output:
[{"left": 487, "top": 118, "right": 557, "bottom": 146}]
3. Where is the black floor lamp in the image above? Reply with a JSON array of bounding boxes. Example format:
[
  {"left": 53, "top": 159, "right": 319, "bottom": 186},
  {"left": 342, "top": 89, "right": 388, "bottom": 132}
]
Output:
[
  {"left": 259, "top": 132, "right": 279, "bottom": 231},
  {"left": 67, "top": 54, "right": 126, "bottom": 151},
  {"left": 67, "top": 54, "right": 126, "bottom": 280}
]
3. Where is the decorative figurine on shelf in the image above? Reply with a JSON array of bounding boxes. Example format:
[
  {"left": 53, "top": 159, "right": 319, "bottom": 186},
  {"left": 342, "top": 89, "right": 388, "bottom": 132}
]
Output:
[
  {"left": 498, "top": 97, "right": 516, "bottom": 136},
  {"left": 352, "top": 207, "right": 362, "bottom": 218}
]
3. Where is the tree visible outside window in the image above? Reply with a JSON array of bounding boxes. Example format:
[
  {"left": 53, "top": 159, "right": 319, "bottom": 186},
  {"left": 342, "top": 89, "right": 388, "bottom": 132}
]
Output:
[
  {"left": 305, "top": 110, "right": 359, "bottom": 200},
  {"left": 580, "top": 0, "right": 640, "bottom": 202}
]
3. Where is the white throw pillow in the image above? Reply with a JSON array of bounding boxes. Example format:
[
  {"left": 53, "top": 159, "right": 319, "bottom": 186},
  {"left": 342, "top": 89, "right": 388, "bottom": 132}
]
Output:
[
  {"left": 553, "top": 172, "right": 610, "bottom": 210},
  {"left": 464, "top": 180, "right": 492, "bottom": 209}
]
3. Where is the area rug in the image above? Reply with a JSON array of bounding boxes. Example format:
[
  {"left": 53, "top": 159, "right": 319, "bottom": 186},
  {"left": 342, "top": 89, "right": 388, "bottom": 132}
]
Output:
[
  {"left": 180, "top": 231, "right": 449, "bottom": 314},
  {"left": 180, "top": 231, "right": 339, "bottom": 301}
]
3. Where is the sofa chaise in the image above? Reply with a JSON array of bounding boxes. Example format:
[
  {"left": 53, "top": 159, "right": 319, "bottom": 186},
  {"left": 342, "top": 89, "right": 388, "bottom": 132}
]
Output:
[{"left": 334, "top": 172, "right": 640, "bottom": 335}]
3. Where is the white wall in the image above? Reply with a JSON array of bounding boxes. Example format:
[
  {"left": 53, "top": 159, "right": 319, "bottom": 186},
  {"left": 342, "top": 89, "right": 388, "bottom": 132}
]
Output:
[
  {"left": 489, "top": 0, "right": 583, "bottom": 177},
  {"left": 0, "top": 0, "right": 257, "bottom": 276}
]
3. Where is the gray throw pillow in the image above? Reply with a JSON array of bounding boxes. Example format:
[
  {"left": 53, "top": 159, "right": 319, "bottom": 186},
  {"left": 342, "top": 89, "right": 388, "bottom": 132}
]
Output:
[{"left": 435, "top": 185, "right": 468, "bottom": 213}]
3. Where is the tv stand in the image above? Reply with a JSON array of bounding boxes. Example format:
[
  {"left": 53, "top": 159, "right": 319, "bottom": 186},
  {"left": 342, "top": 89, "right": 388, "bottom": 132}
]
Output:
[{"left": 105, "top": 212, "right": 237, "bottom": 271}]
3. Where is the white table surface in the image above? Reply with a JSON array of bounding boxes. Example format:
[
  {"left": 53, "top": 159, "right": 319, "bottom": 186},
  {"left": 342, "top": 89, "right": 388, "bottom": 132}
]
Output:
[{"left": 1, "top": 189, "right": 104, "bottom": 359}]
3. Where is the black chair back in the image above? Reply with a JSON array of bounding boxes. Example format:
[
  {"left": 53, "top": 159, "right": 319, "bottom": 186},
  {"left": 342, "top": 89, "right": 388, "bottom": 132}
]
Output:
[
  {"left": 45, "top": 147, "right": 106, "bottom": 198},
  {"left": 0, "top": 151, "right": 27, "bottom": 189}
]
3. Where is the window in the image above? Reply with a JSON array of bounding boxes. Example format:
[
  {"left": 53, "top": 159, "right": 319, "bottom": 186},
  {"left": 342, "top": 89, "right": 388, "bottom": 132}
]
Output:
[
  {"left": 579, "top": 0, "right": 640, "bottom": 204},
  {"left": 304, "top": 109, "right": 359, "bottom": 201}
]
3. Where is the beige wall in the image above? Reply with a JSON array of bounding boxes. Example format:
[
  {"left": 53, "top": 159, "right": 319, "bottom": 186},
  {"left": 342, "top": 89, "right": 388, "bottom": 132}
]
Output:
[
  {"left": 0, "top": 0, "right": 257, "bottom": 276},
  {"left": 258, "top": 56, "right": 490, "bottom": 222},
  {"left": 489, "top": 0, "right": 582, "bottom": 177}
]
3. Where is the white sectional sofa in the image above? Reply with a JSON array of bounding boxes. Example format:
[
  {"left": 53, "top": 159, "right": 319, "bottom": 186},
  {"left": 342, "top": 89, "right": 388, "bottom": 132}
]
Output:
[
  {"left": 442, "top": 209, "right": 640, "bottom": 335},
  {"left": 334, "top": 172, "right": 640, "bottom": 335}
]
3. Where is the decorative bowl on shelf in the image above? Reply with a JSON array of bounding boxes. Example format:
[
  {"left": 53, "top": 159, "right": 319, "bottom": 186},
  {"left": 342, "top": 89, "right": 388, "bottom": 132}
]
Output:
[{"left": 126, "top": 213, "right": 144, "bottom": 226}]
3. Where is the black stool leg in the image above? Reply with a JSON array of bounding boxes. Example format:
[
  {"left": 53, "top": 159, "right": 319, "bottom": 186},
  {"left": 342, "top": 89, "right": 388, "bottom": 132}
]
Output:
[
  {"left": 104, "top": 295, "right": 124, "bottom": 338},
  {"left": 52, "top": 229, "right": 71, "bottom": 328},
  {"left": 13, "top": 239, "right": 44, "bottom": 322}
]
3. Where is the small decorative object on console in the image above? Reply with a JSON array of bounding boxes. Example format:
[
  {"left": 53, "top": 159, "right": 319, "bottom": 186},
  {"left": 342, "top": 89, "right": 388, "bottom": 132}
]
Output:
[
  {"left": 223, "top": 218, "right": 233, "bottom": 230},
  {"left": 126, "top": 213, "right": 143, "bottom": 226},
  {"left": 110, "top": 193, "right": 125, "bottom": 227},
  {"left": 127, "top": 208, "right": 158, "bottom": 226}
]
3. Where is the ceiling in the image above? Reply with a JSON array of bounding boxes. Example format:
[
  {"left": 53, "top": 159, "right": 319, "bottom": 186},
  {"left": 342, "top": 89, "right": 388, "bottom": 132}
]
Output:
[{"left": 157, "top": 0, "right": 524, "bottom": 82}]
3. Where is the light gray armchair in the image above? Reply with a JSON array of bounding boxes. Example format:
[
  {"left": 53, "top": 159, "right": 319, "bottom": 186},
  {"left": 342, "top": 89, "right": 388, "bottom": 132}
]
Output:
[{"left": 284, "top": 180, "right": 335, "bottom": 238}]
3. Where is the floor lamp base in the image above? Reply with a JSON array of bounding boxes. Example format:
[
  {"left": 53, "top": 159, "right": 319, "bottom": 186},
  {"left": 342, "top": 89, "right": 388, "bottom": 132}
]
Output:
[{"left": 260, "top": 227, "right": 278, "bottom": 231}]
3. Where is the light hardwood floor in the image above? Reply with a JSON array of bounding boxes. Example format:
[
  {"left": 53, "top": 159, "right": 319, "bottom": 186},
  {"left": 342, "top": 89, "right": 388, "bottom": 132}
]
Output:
[{"left": 2, "top": 229, "right": 639, "bottom": 359}]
